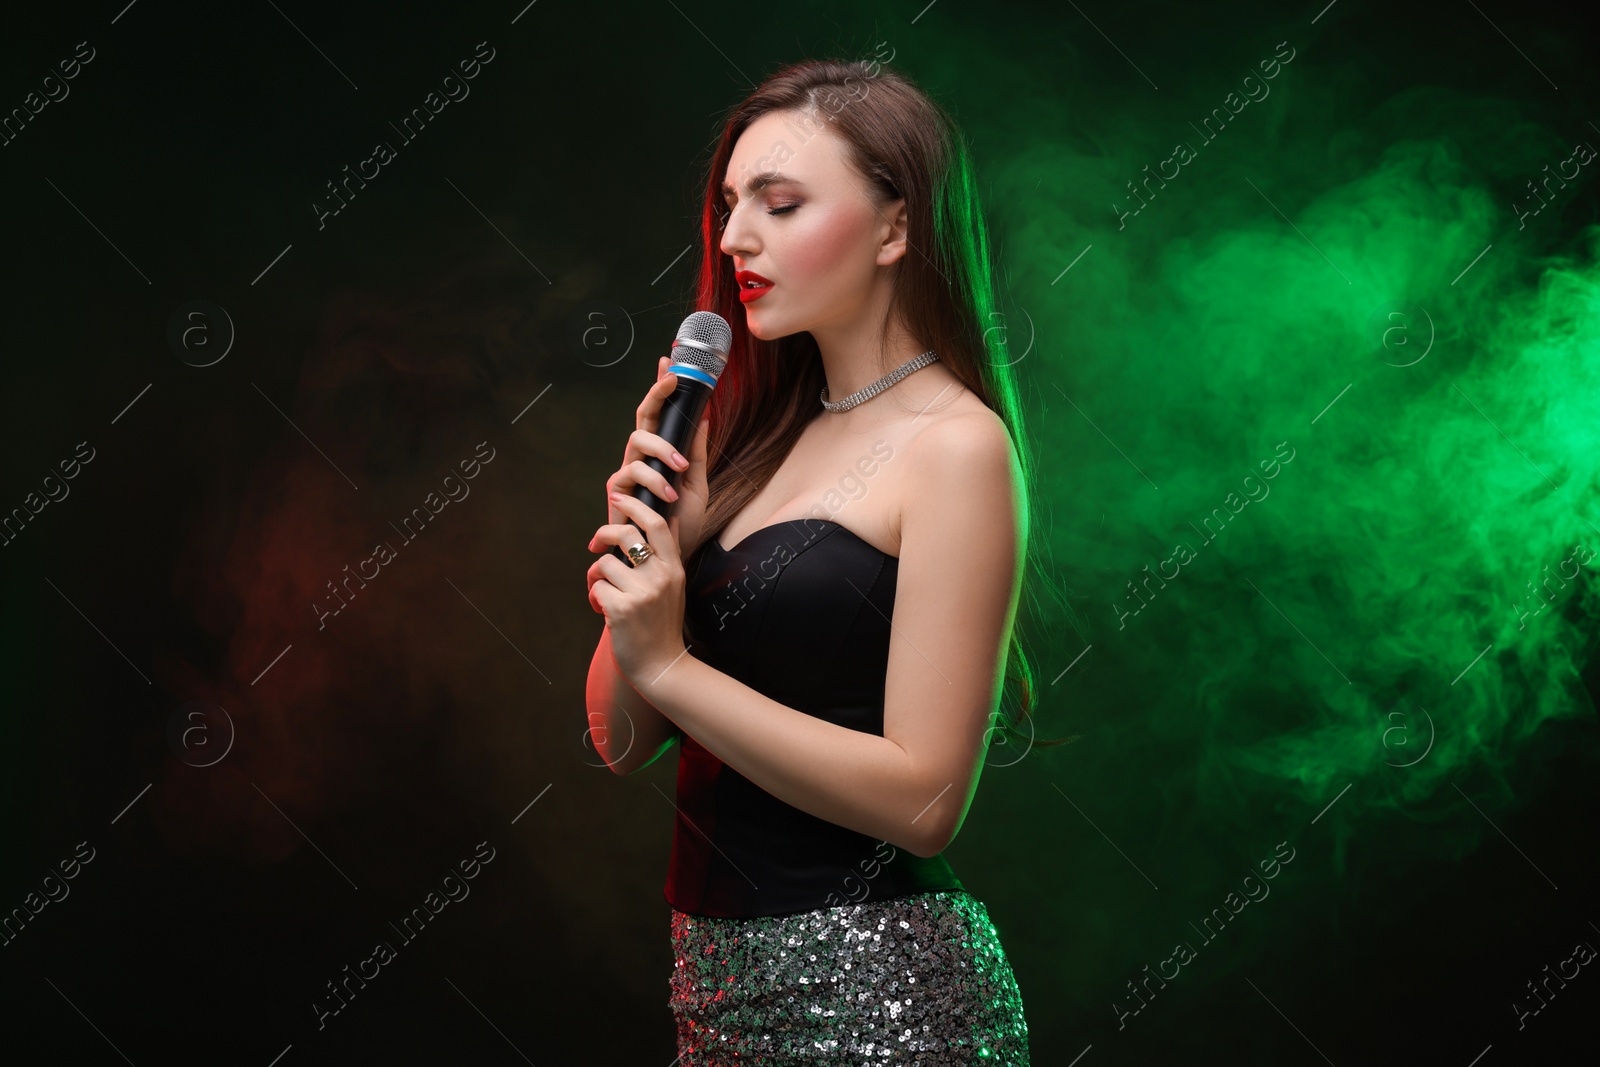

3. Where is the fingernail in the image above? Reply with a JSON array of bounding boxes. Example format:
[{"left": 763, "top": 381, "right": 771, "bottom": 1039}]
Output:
[
  {"left": 609, "top": 491, "right": 623, "bottom": 502},
  {"left": 672, "top": 451, "right": 688, "bottom": 468}
]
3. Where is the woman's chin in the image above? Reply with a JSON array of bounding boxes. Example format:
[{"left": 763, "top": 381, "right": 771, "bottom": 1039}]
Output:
[
  {"left": 742, "top": 306, "right": 809, "bottom": 343},
  {"left": 744, "top": 313, "right": 780, "bottom": 341}
]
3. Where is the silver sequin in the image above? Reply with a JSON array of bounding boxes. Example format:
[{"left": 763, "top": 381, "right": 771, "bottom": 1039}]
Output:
[{"left": 670, "top": 889, "right": 1030, "bottom": 1064}]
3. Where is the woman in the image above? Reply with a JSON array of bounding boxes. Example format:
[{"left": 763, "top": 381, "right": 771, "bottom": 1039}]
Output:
[{"left": 585, "top": 58, "right": 1062, "bottom": 1064}]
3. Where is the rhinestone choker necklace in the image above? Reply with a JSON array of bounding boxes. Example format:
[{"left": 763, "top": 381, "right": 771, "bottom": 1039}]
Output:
[{"left": 820, "top": 350, "right": 939, "bottom": 412}]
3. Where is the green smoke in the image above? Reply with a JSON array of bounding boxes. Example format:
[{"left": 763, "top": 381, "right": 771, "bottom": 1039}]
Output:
[{"left": 900, "top": 4, "right": 1600, "bottom": 1042}]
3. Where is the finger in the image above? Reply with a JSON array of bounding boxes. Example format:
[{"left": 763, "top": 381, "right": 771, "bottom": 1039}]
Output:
[
  {"left": 589, "top": 522, "right": 648, "bottom": 551},
  {"left": 590, "top": 577, "right": 615, "bottom": 615},
  {"left": 629, "top": 428, "right": 691, "bottom": 471},
  {"left": 605, "top": 463, "right": 669, "bottom": 505},
  {"left": 622, "top": 459, "right": 678, "bottom": 503},
  {"left": 636, "top": 371, "right": 678, "bottom": 432},
  {"left": 595, "top": 551, "right": 637, "bottom": 590},
  {"left": 587, "top": 558, "right": 626, "bottom": 605},
  {"left": 609, "top": 491, "right": 669, "bottom": 541}
]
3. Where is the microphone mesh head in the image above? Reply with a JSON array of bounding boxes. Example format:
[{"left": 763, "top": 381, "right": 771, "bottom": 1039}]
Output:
[{"left": 671, "top": 311, "right": 732, "bottom": 381}]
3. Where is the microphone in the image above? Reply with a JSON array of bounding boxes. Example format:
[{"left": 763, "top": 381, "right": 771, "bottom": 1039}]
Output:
[{"left": 609, "top": 311, "right": 731, "bottom": 565}]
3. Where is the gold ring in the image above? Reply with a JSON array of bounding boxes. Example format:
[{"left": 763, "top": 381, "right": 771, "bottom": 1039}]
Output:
[{"left": 625, "top": 542, "right": 653, "bottom": 567}]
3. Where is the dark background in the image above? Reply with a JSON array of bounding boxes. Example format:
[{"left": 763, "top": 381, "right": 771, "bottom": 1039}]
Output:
[{"left": 2, "top": 1, "right": 1597, "bottom": 1063}]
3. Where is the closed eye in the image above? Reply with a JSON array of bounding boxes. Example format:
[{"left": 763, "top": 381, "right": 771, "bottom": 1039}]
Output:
[{"left": 768, "top": 204, "right": 798, "bottom": 216}]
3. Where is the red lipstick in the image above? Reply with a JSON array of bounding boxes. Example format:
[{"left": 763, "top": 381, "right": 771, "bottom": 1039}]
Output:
[{"left": 736, "top": 269, "right": 774, "bottom": 304}]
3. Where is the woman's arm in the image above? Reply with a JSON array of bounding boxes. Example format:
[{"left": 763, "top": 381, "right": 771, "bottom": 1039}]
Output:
[
  {"left": 633, "top": 411, "right": 1025, "bottom": 856},
  {"left": 587, "top": 621, "right": 682, "bottom": 776}
]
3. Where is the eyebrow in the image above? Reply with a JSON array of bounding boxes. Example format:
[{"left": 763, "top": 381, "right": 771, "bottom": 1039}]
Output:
[{"left": 720, "top": 171, "right": 804, "bottom": 201}]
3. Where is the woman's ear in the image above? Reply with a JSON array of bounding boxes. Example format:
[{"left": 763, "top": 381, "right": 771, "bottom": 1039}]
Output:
[{"left": 876, "top": 197, "right": 909, "bottom": 266}]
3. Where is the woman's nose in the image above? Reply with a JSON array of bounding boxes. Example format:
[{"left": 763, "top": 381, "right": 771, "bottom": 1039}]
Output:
[{"left": 719, "top": 205, "right": 757, "bottom": 257}]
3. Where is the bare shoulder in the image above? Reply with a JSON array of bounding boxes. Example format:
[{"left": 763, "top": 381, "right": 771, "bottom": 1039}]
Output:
[
  {"left": 904, "top": 399, "right": 1019, "bottom": 485},
  {"left": 908, "top": 396, "right": 1004, "bottom": 454},
  {"left": 897, "top": 399, "right": 1024, "bottom": 549}
]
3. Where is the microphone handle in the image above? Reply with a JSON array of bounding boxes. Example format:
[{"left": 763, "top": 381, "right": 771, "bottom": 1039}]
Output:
[{"left": 609, "top": 372, "right": 714, "bottom": 565}]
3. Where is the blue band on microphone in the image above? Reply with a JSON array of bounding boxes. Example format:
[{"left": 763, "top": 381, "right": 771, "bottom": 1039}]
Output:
[{"left": 669, "top": 364, "right": 718, "bottom": 389}]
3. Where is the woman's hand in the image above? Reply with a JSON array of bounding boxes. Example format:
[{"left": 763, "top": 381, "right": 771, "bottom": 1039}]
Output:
[
  {"left": 605, "top": 355, "right": 712, "bottom": 561},
  {"left": 586, "top": 492, "right": 690, "bottom": 688}
]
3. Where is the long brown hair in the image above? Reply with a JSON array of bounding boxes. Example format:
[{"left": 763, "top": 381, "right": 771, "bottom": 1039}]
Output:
[{"left": 689, "top": 58, "right": 1079, "bottom": 752}]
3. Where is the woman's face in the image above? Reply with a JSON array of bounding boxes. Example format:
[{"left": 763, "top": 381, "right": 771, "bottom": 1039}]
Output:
[{"left": 718, "top": 110, "right": 906, "bottom": 341}]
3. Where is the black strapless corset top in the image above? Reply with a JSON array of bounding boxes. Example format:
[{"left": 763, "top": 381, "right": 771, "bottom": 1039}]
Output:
[{"left": 663, "top": 517, "right": 964, "bottom": 918}]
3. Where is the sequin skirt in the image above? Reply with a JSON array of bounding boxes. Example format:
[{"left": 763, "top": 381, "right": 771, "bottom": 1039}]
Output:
[{"left": 669, "top": 889, "right": 1030, "bottom": 1065}]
